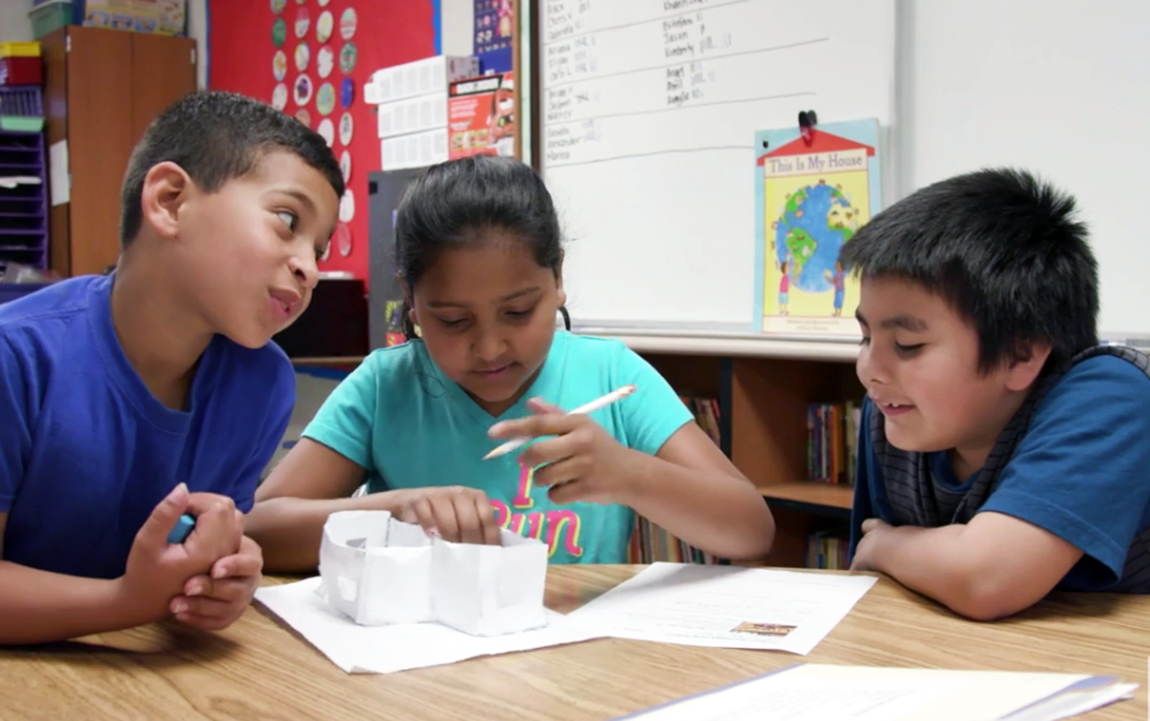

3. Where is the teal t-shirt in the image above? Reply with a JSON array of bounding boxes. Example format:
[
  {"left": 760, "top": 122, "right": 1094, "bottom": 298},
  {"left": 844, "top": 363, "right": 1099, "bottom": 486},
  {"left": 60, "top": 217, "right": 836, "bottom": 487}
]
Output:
[{"left": 302, "top": 331, "right": 693, "bottom": 563}]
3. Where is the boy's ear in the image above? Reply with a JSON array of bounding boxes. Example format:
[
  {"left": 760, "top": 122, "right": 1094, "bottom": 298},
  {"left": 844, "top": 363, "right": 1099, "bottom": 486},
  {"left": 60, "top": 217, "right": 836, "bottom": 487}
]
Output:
[
  {"left": 140, "top": 161, "right": 192, "bottom": 240},
  {"left": 1005, "top": 339, "right": 1052, "bottom": 392}
]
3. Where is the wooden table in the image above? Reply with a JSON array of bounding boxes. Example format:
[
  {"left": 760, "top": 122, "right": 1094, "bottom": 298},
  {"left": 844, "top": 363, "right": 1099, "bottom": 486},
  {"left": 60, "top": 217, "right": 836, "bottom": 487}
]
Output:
[{"left": 1, "top": 566, "right": 1147, "bottom": 720}]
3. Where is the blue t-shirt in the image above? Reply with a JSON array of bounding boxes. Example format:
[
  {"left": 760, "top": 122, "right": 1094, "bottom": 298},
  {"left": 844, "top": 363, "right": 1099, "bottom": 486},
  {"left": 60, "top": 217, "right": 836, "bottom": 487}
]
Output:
[
  {"left": 850, "top": 354, "right": 1150, "bottom": 591},
  {"left": 0, "top": 274, "right": 295, "bottom": 579},
  {"left": 302, "top": 330, "right": 694, "bottom": 563}
]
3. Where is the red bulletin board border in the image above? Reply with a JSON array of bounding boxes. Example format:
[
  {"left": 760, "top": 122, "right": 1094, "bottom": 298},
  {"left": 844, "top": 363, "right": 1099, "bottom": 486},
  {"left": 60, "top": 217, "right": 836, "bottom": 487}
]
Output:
[{"left": 208, "top": 0, "right": 438, "bottom": 284}]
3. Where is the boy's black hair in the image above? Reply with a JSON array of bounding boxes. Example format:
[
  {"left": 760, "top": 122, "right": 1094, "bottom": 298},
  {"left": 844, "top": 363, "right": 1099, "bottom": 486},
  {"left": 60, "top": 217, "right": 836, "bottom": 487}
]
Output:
[
  {"left": 119, "top": 90, "right": 344, "bottom": 247},
  {"left": 394, "top": 155, "right": 569, "bottom": 339},
  {"left": 839, "top": 167, "right": 1098, "bottom": 373}
]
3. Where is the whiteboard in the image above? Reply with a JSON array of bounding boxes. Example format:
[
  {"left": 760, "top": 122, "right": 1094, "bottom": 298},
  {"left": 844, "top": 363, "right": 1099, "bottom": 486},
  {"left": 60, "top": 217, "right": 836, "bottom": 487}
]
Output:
[
  {"left": 899, "top": 0, "right": 1150, "bottom": 341},
  {"left": 538, "top": 0, "right": 897, "bottom": 329}
]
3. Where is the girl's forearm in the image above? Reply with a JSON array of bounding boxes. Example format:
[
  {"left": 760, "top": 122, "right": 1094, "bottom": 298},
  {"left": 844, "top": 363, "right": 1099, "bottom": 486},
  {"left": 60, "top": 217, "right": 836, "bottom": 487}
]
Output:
[{"left": 618, "top": 452, "right": 775, "bottom": 561}]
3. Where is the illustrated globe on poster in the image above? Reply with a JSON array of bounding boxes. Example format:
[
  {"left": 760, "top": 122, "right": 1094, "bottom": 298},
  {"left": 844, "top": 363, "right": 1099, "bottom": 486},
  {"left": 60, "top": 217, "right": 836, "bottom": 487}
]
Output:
[{"left": 772, "top": 182, "right": 861, "bottom": 294}]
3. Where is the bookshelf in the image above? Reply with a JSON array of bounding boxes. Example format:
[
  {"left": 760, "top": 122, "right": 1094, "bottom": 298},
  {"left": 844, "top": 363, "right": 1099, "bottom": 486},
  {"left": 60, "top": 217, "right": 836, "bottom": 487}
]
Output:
[{"left": 617, "top": 333, "right": 865, "bottom": 572}]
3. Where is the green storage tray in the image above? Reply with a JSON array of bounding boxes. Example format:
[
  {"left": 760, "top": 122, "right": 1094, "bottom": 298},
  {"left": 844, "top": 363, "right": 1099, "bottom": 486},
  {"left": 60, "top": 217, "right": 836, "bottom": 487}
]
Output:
[{"left": 30, "top": 1, "right": 74, "bottom": 40}]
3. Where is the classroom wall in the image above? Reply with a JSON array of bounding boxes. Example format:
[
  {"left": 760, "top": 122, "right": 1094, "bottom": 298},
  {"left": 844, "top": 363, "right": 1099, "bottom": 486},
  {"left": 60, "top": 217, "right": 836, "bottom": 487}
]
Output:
[{"left": 0, "top": 0, "right": 34, "bottom": 42}]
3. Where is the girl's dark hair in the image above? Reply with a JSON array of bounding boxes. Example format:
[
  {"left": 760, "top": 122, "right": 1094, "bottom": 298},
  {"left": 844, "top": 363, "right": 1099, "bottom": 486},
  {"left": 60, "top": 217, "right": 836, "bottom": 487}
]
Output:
[{"left": 395, "top": 156, "right": 568, "bottom": 339}]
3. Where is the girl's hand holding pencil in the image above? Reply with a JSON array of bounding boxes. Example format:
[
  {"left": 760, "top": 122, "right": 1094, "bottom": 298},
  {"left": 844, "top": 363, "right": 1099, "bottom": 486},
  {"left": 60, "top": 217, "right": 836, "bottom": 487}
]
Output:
[{"left": 486, "top": 386, "right": 640, "bottom": 505}]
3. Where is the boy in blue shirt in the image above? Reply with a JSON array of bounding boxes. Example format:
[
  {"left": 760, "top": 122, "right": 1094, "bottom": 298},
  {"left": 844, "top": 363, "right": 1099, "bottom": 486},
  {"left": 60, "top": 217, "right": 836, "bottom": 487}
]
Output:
[
  {"left": 846, "top": 168, "right": 1150, "bottom": 620},
  {"left": 0, "top": 91, "right": 343, "bottom": 644}
]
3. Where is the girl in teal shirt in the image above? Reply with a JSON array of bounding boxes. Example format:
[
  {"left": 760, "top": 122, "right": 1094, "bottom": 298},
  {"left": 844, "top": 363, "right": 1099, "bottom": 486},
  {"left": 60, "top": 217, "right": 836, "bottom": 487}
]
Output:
[{"left": 248, "top": 156, "right": 775, "bottom": 571}]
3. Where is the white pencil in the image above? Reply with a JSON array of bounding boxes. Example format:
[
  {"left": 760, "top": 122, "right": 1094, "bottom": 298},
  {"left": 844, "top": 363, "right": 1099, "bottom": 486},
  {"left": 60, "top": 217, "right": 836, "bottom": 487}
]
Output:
[{"left": 482, "top": 384, "right": 638, "bottom": 460}]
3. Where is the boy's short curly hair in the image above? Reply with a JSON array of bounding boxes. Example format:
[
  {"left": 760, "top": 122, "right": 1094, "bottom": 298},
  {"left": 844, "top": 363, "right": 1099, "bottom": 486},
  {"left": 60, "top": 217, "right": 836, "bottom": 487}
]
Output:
[
  {"left": 119, "top": 90, "right": 344, "bottom": 247},
  {"left": 840, "top": 168, "right": 1098, "bottom": 373}
]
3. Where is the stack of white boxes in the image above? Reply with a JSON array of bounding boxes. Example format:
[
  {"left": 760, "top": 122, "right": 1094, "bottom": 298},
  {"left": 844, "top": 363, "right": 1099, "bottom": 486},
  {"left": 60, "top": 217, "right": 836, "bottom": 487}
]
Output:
[{"left": 366, "top": 55, "right": 479, "bottom": 171}]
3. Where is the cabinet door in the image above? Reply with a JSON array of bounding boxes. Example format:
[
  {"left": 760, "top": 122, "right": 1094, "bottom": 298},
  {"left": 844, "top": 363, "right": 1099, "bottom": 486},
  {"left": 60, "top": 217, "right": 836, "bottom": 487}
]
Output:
[
  {"left": 66, "top": 27, "right": 133, "bottom": 278},
  {"left": 130, "top": 33, "right": 197, "bottom": 147},
  {"left": 41, "top": 28, "right": 70, "bottom": 276}
]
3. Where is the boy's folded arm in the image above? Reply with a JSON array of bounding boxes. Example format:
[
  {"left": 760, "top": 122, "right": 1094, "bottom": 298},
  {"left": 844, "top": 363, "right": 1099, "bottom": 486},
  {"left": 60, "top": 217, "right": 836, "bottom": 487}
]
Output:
[
  {"left": 0, "top": 513, "right": 152, "bottom": 645},
  {"left": 247, "top": 439, "right": 413, "bottom": 573},
  {"left": 870, "top": 512, "right": 1083, "bottom": 621}
]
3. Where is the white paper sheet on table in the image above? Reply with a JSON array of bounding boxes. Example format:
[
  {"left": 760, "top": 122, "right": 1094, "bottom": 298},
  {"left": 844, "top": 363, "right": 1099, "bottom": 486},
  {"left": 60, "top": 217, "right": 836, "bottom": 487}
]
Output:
[
  {"left": 613, "top": 663, "right": 1137, "bottom": 721},
  {"left": 562, "top": 562, "right": 877, "bottom": 655},
  {"left": 254, "top": 577, "right": 604, "bottom": 674}
]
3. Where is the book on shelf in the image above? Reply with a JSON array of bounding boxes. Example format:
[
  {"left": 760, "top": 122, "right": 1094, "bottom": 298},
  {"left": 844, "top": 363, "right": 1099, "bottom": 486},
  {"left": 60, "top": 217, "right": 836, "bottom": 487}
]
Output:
[
  {"left": 806, "top": 400, "right": 862, "bottom": 485},
  {"left": 628, "top": 395, "right": 725, "bottom": 565},
  {"left": 805, "top": 528, "right": 850, "bottom": 570}
]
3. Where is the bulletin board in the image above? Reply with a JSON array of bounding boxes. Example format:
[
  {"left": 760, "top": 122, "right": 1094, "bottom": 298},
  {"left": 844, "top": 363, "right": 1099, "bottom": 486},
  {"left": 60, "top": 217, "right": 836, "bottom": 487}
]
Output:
[{"left": 208, "top": 0, "right": 440, "bottom": 283}]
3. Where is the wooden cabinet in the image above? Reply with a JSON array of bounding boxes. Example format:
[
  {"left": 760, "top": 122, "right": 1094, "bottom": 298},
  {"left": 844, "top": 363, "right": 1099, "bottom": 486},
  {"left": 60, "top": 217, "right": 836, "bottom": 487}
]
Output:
[{"left": 41, "top": 26, "right": 196, "bottom": 278}]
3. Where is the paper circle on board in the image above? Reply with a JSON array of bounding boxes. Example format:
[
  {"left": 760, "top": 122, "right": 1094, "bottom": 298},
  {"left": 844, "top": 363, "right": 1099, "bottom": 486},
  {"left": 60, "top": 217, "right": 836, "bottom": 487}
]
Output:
[
  {"left": 316, "top": 10, "right": 333, "bottom": 44},
  {"left": 340, "top": 8, "right": 357, "bottom": 40},
  {"left": 316, "top": 46, "right": 334, "bottom": 78},
  {"left": 338, "top": 112, "right": 353, "bottom": 145},
  {"left": 316, "top": 82, "right": 335, "bottom": 116},
  {"left": 293, "top": 74, "right": 313, "bottom": 106},
  {"left": 339, "top": 188, "right": 355, "bottom": 223},
  {"left": 295, "top": 0, "right": 305, "bottom": 4},
  {"left": 295, "top": 108, "right": 310, "bottom": 128},
  {"left": 294, "top": 7, "right": 309, "bottom": 38},
  {"left": 339, "top": 149, "right": 351, "bottom": 182},
  {"left": 270, "top": 0, "right": 286, "bottom": 14},
  {"left": 271, "top": 17, "right": 286, "bottom": 47},
  {"left": 271, "top": 82, "right": 288, "bottom": 110},
  {"left": 339, "top": 42, "right": 357, "bottom": 74},
  {"left": 317, "top": 118, "right": 335, "bottom": 147},
  {"left": 336, "top": 222, "right": 353, "bottom": 257},
  {"left": 272, "top": 50, "right": 287, "bottom": 81},
  {"left": 294, "top": 43, "right": 309, "bottom": 72},
  {"left": 340, "top": 77, "right": 355, "bottom": 108},
  {"left": 319, "top": 242, "right": 331, "bottom": 262},
  {"left": 317, "top": 0, "right": 331, "bottom": 6}
]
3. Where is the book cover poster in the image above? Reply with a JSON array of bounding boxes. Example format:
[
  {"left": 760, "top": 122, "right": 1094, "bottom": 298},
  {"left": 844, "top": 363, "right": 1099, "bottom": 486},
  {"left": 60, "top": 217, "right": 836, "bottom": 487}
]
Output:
[{"left": 754, "top": 119, "right": 882, "bottom": 337}]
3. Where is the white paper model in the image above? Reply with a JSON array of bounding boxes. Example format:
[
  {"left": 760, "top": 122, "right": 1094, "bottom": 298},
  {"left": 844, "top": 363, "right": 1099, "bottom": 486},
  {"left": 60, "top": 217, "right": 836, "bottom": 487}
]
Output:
[{"left": 318, "top": 510, "right": 549, "bottom": 636}]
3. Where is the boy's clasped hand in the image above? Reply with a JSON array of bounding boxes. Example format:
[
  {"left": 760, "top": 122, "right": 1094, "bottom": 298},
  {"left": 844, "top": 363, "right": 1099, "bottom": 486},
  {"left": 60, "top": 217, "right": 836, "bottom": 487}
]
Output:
[{"left": 119, "top": 483, "right": 263, "bottom": 630}]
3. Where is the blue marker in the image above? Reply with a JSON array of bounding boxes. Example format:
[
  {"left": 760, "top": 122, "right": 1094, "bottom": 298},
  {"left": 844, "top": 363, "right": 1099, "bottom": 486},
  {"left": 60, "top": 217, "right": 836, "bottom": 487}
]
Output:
[{"left": 168, "top": 513, "right": 195, "bottom": 544}]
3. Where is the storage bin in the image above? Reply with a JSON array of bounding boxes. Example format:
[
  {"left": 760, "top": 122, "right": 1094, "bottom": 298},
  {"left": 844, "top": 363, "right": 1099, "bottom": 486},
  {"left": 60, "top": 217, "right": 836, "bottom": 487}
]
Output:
[
  {"left": 0, "top": 88, "right": 45, "bottom": 132},
  {"left": 0, "top": 42, "right": 42, "bottom": 58},
  {"left": 30, "top": 1, "right": 76, "bottom": 40},
  {"left": 0, "top": 57, "right": 43, "bottom": 87}
]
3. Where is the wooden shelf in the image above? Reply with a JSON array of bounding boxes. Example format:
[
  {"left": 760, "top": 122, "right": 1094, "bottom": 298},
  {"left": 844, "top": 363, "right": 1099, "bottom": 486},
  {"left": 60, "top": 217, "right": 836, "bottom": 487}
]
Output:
[{"left": 759, "top": 481, "right": 853, "bottom": 510}]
